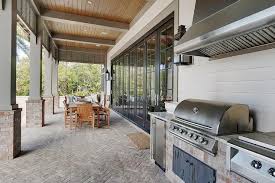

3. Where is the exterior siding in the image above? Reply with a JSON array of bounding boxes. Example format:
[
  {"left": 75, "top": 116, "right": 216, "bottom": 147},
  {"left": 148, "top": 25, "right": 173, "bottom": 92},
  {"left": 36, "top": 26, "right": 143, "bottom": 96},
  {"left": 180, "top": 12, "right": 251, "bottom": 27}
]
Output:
[{"left": 178, "top": 49, "right": 275, "bottom": 132}]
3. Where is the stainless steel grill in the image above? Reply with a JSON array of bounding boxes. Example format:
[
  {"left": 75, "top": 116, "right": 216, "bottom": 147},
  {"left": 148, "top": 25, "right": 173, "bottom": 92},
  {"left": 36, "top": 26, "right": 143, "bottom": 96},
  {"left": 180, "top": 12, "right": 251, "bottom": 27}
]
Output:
[{"left": 169, "top": 99, "right": 253, "bottom": 155}]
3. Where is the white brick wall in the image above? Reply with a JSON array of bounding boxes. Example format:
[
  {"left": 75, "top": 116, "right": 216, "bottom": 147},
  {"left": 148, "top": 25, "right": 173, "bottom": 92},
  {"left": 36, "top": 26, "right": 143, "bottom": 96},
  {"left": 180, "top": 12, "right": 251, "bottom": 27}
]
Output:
[{"left": 178, "top": 49, "right": 275, "bottom": 132}]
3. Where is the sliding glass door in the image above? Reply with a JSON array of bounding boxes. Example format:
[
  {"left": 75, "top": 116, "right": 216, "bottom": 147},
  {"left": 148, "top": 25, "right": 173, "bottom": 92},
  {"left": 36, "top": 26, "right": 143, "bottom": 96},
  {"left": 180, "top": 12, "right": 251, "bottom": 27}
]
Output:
[{"left": 111, "top": 16, "right": 174, "bottom": 133}]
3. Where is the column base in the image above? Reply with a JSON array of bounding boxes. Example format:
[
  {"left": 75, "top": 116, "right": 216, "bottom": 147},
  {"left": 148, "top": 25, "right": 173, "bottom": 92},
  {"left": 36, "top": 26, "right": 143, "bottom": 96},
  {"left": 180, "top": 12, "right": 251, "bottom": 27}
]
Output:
[
  {"left": 0, "top": 108, "right": 21, "bottom": 160},
  {"left": 54, "top": 96, "right": 59, "bottom": 113},
  {"left": 43, "top": 96, "right": 54, "bottom": 116},
  {"left": 26, "top": 99, "right": 45, "bottom": 128}
]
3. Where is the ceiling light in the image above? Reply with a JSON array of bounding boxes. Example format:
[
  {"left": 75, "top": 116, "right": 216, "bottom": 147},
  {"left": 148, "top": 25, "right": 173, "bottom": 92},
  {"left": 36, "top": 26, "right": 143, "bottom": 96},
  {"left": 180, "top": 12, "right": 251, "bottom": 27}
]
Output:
[{"left": 87, "top": 0, "right": 93, "bottom": 5}]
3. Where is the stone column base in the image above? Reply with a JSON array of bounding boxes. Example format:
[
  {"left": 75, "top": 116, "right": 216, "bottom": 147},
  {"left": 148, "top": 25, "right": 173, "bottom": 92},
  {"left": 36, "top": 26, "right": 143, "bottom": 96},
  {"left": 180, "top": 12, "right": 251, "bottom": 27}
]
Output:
[
  {"left": 43, "top": 97, "right": 54, "bottom": 116},
  {"left": 26, "top": 99, "right": 45, "bottom": 127},
  {"left": 54, "top": 96, "right": 59, "bottom": 113},
  {"left": 0, "top": 108, "right": 21, "bottom": 160}
]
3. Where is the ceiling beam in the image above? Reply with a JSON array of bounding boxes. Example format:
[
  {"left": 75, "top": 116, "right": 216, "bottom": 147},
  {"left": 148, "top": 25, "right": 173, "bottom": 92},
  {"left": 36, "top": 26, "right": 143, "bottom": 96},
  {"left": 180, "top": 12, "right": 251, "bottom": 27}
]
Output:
[
  {"left": 30, "top": 0, "right": 41, "bottom": 15},
  {"left": 58, "top": 46, "right": 107, "bottom": 55},
  {"left": 53, "top": 34, "right": 115, "bottom": 46},
  {"left": 59, "top": 59, "right": 105, "bottom": 64},
  {"left": 41, "top": 10, "right": 129, "bottom": 32},
  {"left": 59, "top": 50, "right": 106, "bottom": 64}
]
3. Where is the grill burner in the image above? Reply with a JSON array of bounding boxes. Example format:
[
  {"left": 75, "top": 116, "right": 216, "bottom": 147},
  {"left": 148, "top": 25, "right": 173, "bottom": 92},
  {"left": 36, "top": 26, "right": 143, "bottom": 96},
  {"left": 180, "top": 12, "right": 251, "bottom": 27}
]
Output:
[{"left": 169, "top": 99, "right": 253, "bottom": 155}]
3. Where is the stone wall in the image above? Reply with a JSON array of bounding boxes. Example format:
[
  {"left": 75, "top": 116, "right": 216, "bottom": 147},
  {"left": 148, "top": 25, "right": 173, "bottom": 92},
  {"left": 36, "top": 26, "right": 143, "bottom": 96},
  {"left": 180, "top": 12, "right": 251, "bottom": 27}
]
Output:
[
  {"left": 165, "top": 121, "right": 252, "bottom": 183},
  {"left": 0, "top": 108, "right": 21, "bottom": 160},
  {"left": 54, "top": 96, "right": 59, "bottom": 113},
  {"left": 44, "top": 97, "right": 54, "bottom": 116},
  {"left": 26, "top": 99, "right": 45, "bottom": 127}
]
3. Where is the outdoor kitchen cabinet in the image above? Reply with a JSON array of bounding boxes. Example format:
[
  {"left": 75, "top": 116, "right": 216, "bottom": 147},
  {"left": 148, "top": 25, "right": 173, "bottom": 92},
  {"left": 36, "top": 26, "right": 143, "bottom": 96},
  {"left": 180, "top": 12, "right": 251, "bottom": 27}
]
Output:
[
  {"left": 150, "top": 116, "right": 166, "bottom": 171},
  {"left": 173, "top": 145, "right": 216, "bottom": 183}
]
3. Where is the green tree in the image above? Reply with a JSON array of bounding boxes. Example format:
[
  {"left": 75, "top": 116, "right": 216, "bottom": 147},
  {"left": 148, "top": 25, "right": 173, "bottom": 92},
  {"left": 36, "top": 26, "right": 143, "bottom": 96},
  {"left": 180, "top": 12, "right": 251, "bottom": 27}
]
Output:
[
  {"left": 58, "top": 62, "right": 102, "bottom": 96},
  {"left": 16, "top": 57, "right": 30, "bottom": 96}
]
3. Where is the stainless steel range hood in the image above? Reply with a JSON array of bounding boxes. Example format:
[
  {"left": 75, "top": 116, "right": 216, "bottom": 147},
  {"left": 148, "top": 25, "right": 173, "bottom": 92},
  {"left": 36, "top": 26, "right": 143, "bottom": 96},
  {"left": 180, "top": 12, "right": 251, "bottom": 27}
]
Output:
[{"left": 175, "top": 0, "right": 275, "bottom": 59}]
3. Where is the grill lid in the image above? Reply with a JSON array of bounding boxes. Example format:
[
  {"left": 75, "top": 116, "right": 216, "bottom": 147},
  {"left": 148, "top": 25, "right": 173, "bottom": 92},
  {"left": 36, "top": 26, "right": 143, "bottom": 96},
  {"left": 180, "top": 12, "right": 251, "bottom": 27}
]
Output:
[{"left": 174, "top": 99, "right": 253, "bottom": 135}]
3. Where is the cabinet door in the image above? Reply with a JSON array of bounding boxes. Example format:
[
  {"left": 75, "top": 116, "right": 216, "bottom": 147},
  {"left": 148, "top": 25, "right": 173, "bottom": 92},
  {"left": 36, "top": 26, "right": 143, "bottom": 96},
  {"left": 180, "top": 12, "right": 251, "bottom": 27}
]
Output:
[
  {"left": 150, "top": 117, "right": 156, "bottom": 160},
  {"left": 155, "top": 118, "right": 166, "bottom": 169},
  {"left": 194, "top": 160, "right": 216, "bottom": 183},
  {"left": 173, "top": 146, "right": 193, "bottom": 183}
]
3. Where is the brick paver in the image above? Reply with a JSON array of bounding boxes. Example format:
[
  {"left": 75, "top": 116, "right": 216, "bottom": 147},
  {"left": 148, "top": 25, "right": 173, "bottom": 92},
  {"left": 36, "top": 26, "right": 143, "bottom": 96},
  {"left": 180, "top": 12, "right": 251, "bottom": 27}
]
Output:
[{"left": 0, "top": 111, "right": 169, "bottom": 183}]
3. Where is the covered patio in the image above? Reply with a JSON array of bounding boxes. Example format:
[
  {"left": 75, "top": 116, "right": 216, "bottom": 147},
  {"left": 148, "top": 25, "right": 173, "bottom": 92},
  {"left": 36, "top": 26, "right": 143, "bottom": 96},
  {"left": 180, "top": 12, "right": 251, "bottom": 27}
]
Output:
[
  {"left": 0, "top": 0, "right": 169, "bottom": 182},
  {"left": 0, "top": 112, "right": 168, "bottom": 183},
  {"left": 2, "top": 0, "right": 275, "bottom": 183},
  {"left": 0, "top": 0, "right": 152, "bottom": 160}
]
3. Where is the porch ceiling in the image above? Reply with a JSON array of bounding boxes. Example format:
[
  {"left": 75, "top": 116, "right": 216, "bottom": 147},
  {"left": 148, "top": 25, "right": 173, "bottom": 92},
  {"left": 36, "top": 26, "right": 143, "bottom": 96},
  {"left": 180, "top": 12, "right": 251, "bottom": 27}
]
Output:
[{"left": 34, "top": 0, "right": 149, "bottom": 64}]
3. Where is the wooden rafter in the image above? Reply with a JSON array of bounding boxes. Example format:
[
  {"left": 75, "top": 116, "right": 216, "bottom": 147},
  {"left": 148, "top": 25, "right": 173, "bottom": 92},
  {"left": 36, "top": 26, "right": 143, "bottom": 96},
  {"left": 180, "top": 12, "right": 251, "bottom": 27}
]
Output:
[
  {"left": 41, "top": 10, "right": 129, "bottom": 32},
  {"left": 53, "top": 34, "right": 115, "bottom": 46}
]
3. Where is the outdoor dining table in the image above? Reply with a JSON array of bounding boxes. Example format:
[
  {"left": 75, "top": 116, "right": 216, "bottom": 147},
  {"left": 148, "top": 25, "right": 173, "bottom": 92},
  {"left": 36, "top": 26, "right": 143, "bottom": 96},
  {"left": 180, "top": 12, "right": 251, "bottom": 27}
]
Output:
[{"left": 67, "top": 102, "right": 103, "bottom": 128}]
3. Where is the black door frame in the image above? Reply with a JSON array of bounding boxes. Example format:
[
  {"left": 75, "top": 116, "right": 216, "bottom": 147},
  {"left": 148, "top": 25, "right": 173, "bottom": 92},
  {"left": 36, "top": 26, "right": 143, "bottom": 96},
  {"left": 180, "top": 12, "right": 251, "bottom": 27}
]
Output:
[{"left": 111, "top": 13, "right": 174, "bottom": 133}]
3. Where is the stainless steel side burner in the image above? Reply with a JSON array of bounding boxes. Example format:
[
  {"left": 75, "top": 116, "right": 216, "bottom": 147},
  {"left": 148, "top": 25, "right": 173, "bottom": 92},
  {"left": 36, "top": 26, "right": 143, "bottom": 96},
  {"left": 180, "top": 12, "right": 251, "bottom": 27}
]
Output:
[{"left": 227, "top": 133, "right": 275, "bottom": 183}]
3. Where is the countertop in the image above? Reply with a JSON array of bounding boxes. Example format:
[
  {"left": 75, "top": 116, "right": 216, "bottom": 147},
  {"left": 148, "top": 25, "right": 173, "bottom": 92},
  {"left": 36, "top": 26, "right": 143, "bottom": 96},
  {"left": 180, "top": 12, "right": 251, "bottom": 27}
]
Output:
[
  {"left": 148, "top": 112, "right": 175, "bottom": 122},
  {"left": 148, "top": 112, "right": 275, "bottom": 145}
]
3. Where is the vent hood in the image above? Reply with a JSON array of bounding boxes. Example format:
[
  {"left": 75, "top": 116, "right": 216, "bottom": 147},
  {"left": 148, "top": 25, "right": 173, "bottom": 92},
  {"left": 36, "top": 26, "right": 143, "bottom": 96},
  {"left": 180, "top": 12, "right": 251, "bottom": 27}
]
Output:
[{"left": 175, "top": 0, "right": 275, "bottom": 59}]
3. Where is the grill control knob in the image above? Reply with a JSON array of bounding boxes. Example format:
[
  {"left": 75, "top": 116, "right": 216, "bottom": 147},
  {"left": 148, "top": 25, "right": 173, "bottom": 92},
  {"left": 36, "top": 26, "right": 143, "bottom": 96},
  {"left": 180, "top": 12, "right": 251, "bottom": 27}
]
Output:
[
  {"left": 188, "top": 132, "right": 193, "bottom": 138},
  {"left": 179, "top": 129, "right": 184, "bottom": 133},
  {"left": 202, "top": 140, "right": 208, "bottom": 145},
  {"left": 268, "top": 168, "right": 275, "bottom": 177},
  {"left": 170, "top": 125, "right": 174, "bottom": 130},
  {"left": 251, "top": 160, "right": 262, "bottom": 169},
  {"left": 193, "top": 134, "right": 198, "bottom": 140},
  {"left": 198, "top": 137, "right": 205, "bottom": 143}
]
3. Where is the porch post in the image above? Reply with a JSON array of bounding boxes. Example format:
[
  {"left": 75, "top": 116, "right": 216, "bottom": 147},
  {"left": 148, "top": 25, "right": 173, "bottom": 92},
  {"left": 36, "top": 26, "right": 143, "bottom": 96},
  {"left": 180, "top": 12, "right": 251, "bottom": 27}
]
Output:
[
  {"left": 0, "top": 0, "right": 21, "bottom": 160},
  {"left": 43, "top": 52, "right": 54, "bottom": 116},
  {"left": 52, "top": 60, "right": 59, "bottom": 113},
  {"left": 26, "top": 33, "right": 45, "bottom": 127}
]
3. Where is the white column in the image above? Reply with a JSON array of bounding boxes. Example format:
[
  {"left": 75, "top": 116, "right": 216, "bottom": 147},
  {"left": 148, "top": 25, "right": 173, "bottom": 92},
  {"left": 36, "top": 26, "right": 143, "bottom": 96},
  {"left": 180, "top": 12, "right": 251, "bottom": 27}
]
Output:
[
  {"left": 52, "top": 60, "right": 59, "bottom": 96},
  {"left": 44, "top": 52, "right": 53, "bottom": 97},
  {"left": 26, "top": 32, "right": 45, "bottom": 128},
  {"left": 29, "top": 33, "right": 42, "bottom": 100},
  {"left": 0, "top": 0, "right": 17, "bottom": 110},
  {"left": 0, "top": 0, "right": 21, "bottom": 160}
]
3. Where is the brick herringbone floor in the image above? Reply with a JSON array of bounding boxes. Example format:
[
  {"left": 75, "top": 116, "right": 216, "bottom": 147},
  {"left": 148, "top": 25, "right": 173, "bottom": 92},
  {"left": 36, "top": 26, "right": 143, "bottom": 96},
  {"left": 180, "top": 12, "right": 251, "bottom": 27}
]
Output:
[{"left": 0, "top": 110, "right": 170, "bottom": 183}]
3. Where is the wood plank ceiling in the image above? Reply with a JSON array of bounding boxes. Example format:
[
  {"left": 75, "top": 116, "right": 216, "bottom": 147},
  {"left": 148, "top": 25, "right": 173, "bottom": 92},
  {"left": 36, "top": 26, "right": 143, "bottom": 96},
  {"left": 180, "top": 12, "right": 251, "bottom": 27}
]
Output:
[{"left": 35, "top": 0, "right": 148, "bottom": 64}]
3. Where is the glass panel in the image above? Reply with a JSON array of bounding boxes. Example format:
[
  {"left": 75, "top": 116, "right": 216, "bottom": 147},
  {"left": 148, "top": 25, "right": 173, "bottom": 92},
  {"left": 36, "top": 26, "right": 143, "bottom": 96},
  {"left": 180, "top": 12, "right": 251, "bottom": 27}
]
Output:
[
  {"left": 167, "top": 47, "right": 173, "bottom": 69},
  {"left": 146, "top": 34, "right": 157, "bottom": 121},
  {"left": 124, "top": 54, "right": 129, "bottom": 117},
  {"left": 129, "top": 49, "right": 136, "bottom": 119},
  {"left": 166, "top": 25, "right": 174, "bottom": 48},
  {"left": 167, "top": 68, "right": 173, "bottom": 90},
  {"left": 159, "top": 22, "right": 174, "bottom": 110},
  {"left": 160, "top": 50, "right": 166, "bottom": 70},
  {"left": 136, "top": 45, "right": 144, "bottom": 121},
  {"left": 160, "top": 29, "right": 167, "bottom": 50}
]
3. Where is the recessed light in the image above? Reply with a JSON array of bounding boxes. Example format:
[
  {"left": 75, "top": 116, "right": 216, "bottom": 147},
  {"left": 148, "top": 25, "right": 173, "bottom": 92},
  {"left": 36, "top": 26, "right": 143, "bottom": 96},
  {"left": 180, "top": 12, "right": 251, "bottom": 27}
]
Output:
[
  {"left": 96, "top": 44, "right": 101, "bottom": 47},
  {"left": 101, "top": 32, "right": 108, "bottom": 35},
  {"left": 87, "top": 0, "right": 93, "bottom": 5}
]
